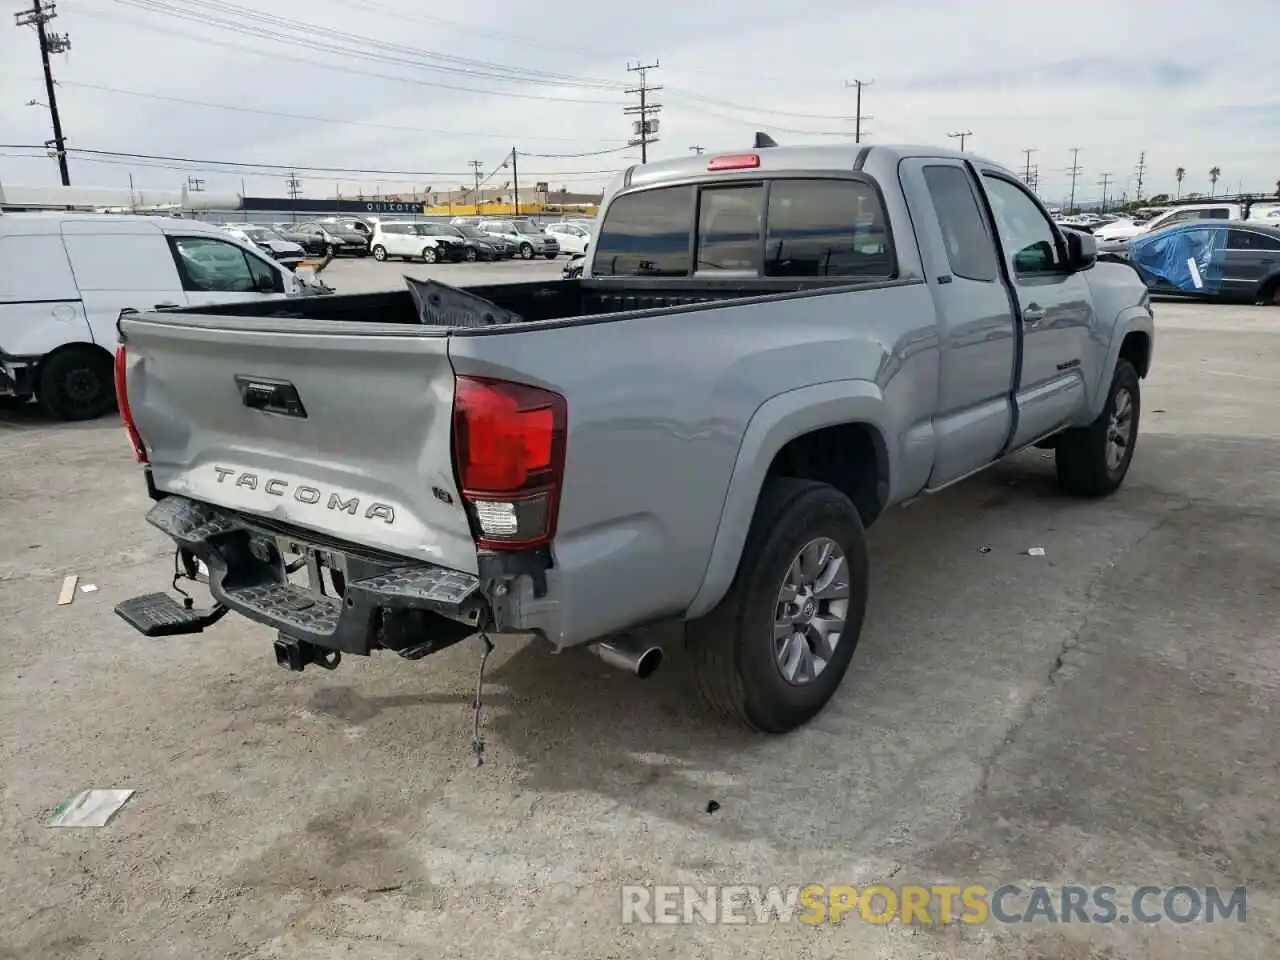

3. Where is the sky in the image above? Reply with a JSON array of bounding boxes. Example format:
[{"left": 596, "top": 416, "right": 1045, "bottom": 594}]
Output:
[{"left": 2, "top": 0, "right": 1278, "bottom": 208}]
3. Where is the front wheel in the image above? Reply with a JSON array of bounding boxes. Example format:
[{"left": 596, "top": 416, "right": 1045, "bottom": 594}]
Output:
[
  {"left": 464, "top": 247, "right": 478, "bottom": 262},
  {"left": 1055, "top": 359, "right": 1141, "bottom": 497},
  {"left": 372, "top": 244, "right": 387, "bottom": 262},
  {"left": 325, "top": 243, "right": 337, "bottom": 258},
  {"left": 37, "top": 346, "right": 117, "bottom": 421},
  {"left": 686, "top": 478, "right": 869, "bottom": 733},
  {"left": 519, "top": 242, "right": 534, "bottom": 260},
  {"left": 422, "top": 246, "right": 438, "bottom": 264},
  {"left": 544, "top": 252, "right": 558, "bottom": 260}
]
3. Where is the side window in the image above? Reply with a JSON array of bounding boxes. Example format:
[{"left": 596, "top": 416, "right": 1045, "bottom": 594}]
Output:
[
  {"left": 922, "top": 166, "right": 999, "bottom": 282},
  {"left": 1163, "top": 211, "right": 1195, "bottom": 226},
  {"left": 245, "top": 250, "right": 282, "bottom": 293},
  {"left": 1206, "top": 209, "right": 1230, "bottom": 220},
  {"left": 981, "top": 175, "right": 1063, "bottom": 274},
  {"left": 697, "top": 184, "right": 764, "bottom": 272},
  {"left": 592, "top": 185, "right": 694, "bottom": 277},
  {"left": 764, "top": 179, "right": 894, "bottom": 279},
  {"left": 1227, "top": 229, "right": 1280, "bottom": 251},
  {"left": 168, "top": 236, "right": 256, "bottom": 293}
]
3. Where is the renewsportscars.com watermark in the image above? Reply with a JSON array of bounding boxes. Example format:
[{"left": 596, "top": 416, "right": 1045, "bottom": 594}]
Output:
[{"left": 621, "top": 884, "right": 1247, "bottom": 926}]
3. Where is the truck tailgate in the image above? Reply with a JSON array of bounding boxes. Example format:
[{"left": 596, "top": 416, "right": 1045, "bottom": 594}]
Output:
[{"left": 119, "top": 313, "right": 479, "bottom": 574}]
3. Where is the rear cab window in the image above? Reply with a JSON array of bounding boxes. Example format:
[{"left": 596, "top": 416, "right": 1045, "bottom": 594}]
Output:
[{"left": 591, "top": 177, "right": 896, "bottom": 280}]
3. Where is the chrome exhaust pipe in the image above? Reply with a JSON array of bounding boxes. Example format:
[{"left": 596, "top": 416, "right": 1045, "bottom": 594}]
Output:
[{"left": 590, "top": 634, "right": 663, "bottom": 679}]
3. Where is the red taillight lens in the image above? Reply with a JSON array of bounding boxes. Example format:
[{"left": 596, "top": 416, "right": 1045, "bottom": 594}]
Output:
[
  {"left": 452, "top": 376, "right": 566, "bottom": 550},
  {"left": 114, "top": 343, "right": 148, "bottom": 463}
]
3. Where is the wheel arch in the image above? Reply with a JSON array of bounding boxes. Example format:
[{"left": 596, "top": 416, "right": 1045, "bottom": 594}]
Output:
[
  {"left": 685, "top": 380, "right": 892, "bottom": 619},
  {"left": 1090, "top": 307, "right": 1154, "bottom": 420}
]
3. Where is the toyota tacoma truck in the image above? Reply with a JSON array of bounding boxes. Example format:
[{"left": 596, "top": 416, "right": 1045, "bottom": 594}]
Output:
[{"left": 113, "top": 143, "right": 1153, "bottom": 733}]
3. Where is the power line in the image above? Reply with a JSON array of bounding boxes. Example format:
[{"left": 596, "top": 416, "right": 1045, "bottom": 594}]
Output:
[
  {"left": 14, "top": 0, "right": 71, "bottom": 185},
  {"left": 0, "top": 144, "right": 621, "bottom": 178},
  {"left": 69, "top": 6, "right": 625, "bottom": 105},
  {"left": 947, "top": 130, "right": 973, "bottom": 152},
  {"left": 624, "top": 60, "right": 662, "bottom": 165},
  {"left": 1065, "top": 147, "right": 1083, "bottom": 211},
  {"left": 844, "top": 79, "right": 873, "bottom": 143},
  {"left": 0, "top": 74, "right": 627, "bottom": 144}
]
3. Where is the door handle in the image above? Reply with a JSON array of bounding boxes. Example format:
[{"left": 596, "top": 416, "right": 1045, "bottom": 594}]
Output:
[{"left": 1022, "top": 304, "right": 1047, "bottom": 325}]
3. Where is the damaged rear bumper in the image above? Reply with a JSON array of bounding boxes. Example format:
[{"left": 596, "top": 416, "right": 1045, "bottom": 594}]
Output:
[{"left": 130, "top": 495, "right": 487, "bottom": 657}]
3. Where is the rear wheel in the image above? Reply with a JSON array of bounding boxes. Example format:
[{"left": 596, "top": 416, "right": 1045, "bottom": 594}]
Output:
[
  {"left": 1257, "top": 277, "right": 1280, "bottom": 306},
  {"left": 1055, "top": 359, "right": 1141, "bottom": 497},
  {"left": 686, "top": 478, "right": 869, "bottom": 732},
  {"left": 37, "top": 346, "right": 116, "bottom": 421},
  {"left": 422, "top": 246, "right": 438, "bottom": 264},
  {"left": 372, "top": 244, "right": 387, "bottom": 262},
  {"left": 519, "top": 242, "right": 534, "bottom": 260}
]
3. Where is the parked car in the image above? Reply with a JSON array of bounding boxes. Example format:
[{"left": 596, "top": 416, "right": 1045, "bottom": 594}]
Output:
[
  {"left": 450, "top": 216, "right": 483, "bottom": 227},
  {"left": 1093, "top": 203, "right": 1239, "bottom": 243},
  {"left": 222, "top": 224, "right": 306, "bottom": 265},
  {"left": 270, "top": 223, "right": 327, "bottom": 256},
  {"left": 478, "top": 217, "right": 560, "bottom": 259},
  {"left": 295, "top": 221, "right": 369, "bottom": 257},
  {"left": 1100, "top": 220, "right": 1280, "bottom": 304},
  {"left": 0, "top": 213, "right": 311, "bottom": 420},
  {"left": 544, "top": 221, "right": 591, "bottom": 256},
  {"left": 562, "top": 254, "right": 585, "bottom": 279},
  {"left": 114, "top": 142, "right": 1154, "bottom": 734},
  {"left": 434, "top": 224, "right": 508, "bottom": 261},
  {"left": 369, "top": 221, "right": 462, "bottom": 263}
]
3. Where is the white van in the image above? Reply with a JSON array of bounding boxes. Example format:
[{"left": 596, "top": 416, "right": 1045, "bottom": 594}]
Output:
[
  {"left": 0, "top": 213, "right": 304, "bottom": 420},
  {"left": 1093, "top": 203, "right": 1241, "bottom": 242}
]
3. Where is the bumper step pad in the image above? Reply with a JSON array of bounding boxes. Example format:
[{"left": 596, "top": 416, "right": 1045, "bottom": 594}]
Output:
[{"left": 115, "top": 592, "right": 227, "bottom": 637}]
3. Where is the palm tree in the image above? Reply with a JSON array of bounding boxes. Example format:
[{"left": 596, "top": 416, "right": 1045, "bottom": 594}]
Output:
[
  {"left": 1175, "top": 167, "right": 1185, "bottom": 198},
  {"left": 1209, "top": 166, "right": 1221, "bottom": 197}
]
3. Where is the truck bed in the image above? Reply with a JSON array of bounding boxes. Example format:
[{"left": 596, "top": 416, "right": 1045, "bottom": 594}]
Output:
[{"left": 168, "top": 276, "right": 828, "bottom": 330}]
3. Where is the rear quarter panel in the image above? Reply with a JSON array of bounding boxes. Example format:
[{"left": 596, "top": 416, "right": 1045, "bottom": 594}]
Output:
[{"left": 447, "top": 280, "right": 940, "bottom": 646}]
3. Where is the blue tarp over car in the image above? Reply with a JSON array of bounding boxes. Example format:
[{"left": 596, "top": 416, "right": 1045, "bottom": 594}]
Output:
[{"left": 1126, "top": 226, "right": 1227, "bottom": 294}]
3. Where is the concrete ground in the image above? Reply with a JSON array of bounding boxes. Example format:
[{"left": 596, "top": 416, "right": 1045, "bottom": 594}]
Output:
[{"left": 1, "top": 292, "right": 1277, "bottom": 959}]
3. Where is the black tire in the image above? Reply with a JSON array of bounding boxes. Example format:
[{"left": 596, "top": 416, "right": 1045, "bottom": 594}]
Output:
[
  {"left": 325, "top": 244, "right": 337, "bottom": 258},
  {"left": 422, "top": 246, "right": 438, "bottom": 264},
  {"left": 464, "top": 247, "right": 478, "bottom": 262},
  {"left": 686, "top": 478, "right": 869, "bottom": 733},
  {"left": 544, "top": 252, "right": 558, "bottom": 260},
  {"left": 1257, "top": 276, "right": 1280, "bottom": 306},
  {"left": 519, "top": 242, "right": 534, "bottom": 260},
  {"left": 37, "top": 347, "right": 116, "bottom": 421},
  {"left": 1055, "top": 359, "right": 1141, "bottom": 497},
  {"left": 372, "top": 244, "right": 387, "bottom": 262}
]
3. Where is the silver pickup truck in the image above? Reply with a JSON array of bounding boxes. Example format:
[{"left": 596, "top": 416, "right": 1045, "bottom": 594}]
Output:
[{"left": 113, "top": 143, "right": 1153, "bottom": 734}]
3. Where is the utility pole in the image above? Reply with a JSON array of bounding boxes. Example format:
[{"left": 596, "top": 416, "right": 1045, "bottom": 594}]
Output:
[
  {"left": 689, "top": 145, "right": 704, "bottom": 155},
  {"left": 187, "top": 176, "right": 205, "bottom": 192},
  {"left": 947, "top": 130, "right": 973, "bottom": 152},
  {"left": 286, "top": 172, "right": 302, "bottom": 220},
  {"left": 1022, "top": 148, "right": 1036, "bottom": 185},
  {"left": 844, "top": 79, "right": 874, "bottom": 143},
  {"left": 15, "top": 0, "right": 72, "bottom": 185},
  {"left": 1133, "top": 151, "right": 1146, "bottom": 203},
  {"left": 1066, "top": 147, "right": 1082, "bottom": 212},
  {"left": 1097, "top": 172, "right": 1114, "bottom": 212},
  {"left": 468, "top": 159, "right": 483, "bottom": 208},
  {"left": 624, "top": 60, "right": 662, "bottom": 164},
  {"left": 510, "top": 147, "right": 520, "bottom": 215},
  {"left": 1031, "top": 164, "right": 1040, "bottom": 193}
]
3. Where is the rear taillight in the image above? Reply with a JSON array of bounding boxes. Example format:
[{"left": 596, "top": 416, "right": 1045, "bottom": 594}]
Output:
[
  {"left": 114, "top": 343, "right": 148, "bottom": 463},
  {"left": 452, "top": 376, "right": 567, "bottom": 550}
]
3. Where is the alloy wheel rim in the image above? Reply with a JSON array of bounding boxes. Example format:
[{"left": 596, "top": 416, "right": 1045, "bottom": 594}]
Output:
[
  {"left": 1106, "top": 387, "right": 1134, "bottom": 471},
  {"left": 773, "top": 537, "right": 850, "bottom": 686}
]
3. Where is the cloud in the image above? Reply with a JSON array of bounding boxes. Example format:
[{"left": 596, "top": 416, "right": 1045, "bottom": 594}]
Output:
[{"left": 0, "top": 0, "right": 1277, "bottom": 207}]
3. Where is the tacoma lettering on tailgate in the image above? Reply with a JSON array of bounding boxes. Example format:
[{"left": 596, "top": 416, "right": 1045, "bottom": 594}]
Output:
[{"left": 213, "top": 466, "right": 396, "bottom": 524}]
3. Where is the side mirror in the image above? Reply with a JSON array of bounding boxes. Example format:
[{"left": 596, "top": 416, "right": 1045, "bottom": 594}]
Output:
[{"left": 1065, "top": 228, "right": 1097, "bottom": 270}]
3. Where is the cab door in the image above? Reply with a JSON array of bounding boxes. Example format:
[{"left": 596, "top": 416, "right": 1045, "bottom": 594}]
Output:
[{"left": 976, "top": 170, "right": 1095, "bottom": 447}]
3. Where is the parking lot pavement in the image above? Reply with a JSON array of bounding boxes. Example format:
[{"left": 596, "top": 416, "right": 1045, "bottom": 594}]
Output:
[
  {"left": 1, "top": 301, "right": 1277, "bottom": 959},
  {"left": 321, "top": 254, "right": 566, "bottom": 293}
]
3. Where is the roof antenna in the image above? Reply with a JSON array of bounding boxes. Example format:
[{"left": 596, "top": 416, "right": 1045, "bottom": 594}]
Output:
[{"left": 753, "top": 132, "right": 778, "bottom": 149}]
